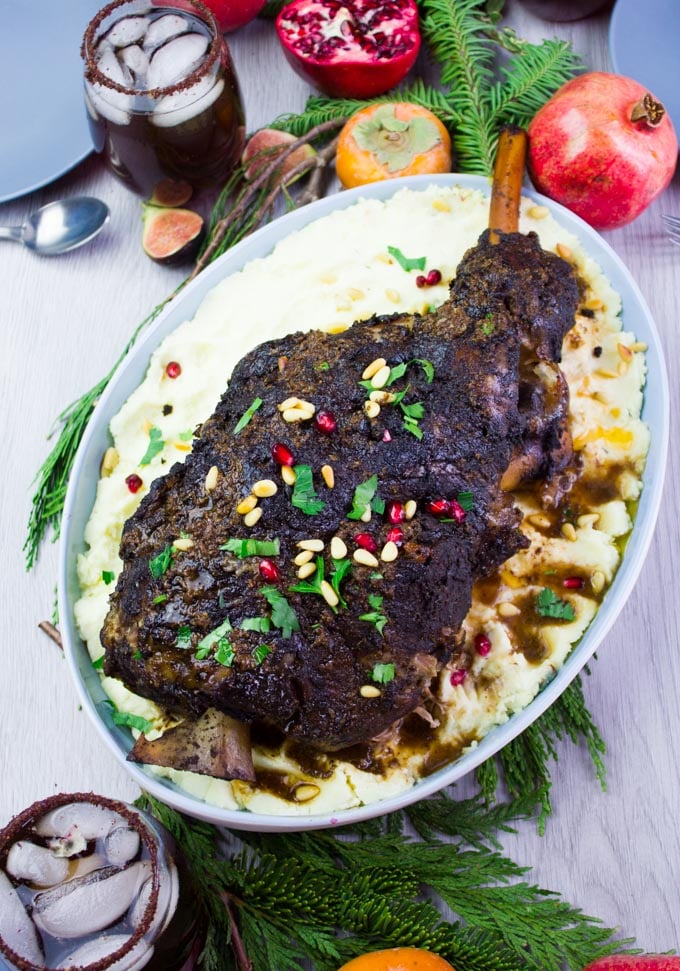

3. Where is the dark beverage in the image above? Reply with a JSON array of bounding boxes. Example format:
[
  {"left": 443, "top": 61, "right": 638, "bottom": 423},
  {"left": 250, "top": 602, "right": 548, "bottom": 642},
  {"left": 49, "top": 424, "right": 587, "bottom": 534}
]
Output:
[
  {"left": 82, "top": 0, "right": 245, "bottom": 195},
  {"left": 0, "top": 793, "right": 204, "bottom": 971}
]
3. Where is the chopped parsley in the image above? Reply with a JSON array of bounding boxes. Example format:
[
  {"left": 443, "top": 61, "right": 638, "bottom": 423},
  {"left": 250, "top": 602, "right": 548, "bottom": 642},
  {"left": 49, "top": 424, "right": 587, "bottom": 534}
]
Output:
[
  {"left": 92, "top": 655, "right": 104, "bottom": 670},
  {"left": 291, "top": 465, "right": 326, "bottom": 516},
  {"left": 101, "top": 570, "right": 115, "bottom": 585},
  {"left": 371, "top": 662, "right": 395, "bottom": 683},
  {"left": 290, "top": 555, "right": 326, "bottom": 598},
  {"left": 252, "top": 644, "right": 272, "bottom": 665},
  {"left": 176, "top": 625, "right": 192, "bottom": 649},
  {"left": 330, "top": 558, "right": 352, "bottom": 607},
  {"left": 400, "top": 399, "right": 425, "bottom": 440},
  {"left": 261, "top": 586, "right": 299, "bottom": 638},
  {"left": 369, "top": 571, "right": 384, "bottom": 580},
  {"left": 132, "top": 651, "right": 143, "bottom": 661},
  {"left": 290, "top": 556, "right": 351, "bottom": 613},
  {"left": 536, "top": 587, "right": 576, "bottom": 621},
  {"left": 178, "top": 429, "right": 194, "bottom": 442},
  {"left": 456, "top": 491, "right": 474, "bottom": 512},
  {"left": 241, "top": 617, "right": 271, "bottom": 633},
  {"left": 314, "top": 361, "right": 330, "bottom": 371},
  {"left": 152, "top": 594, "right": 168, "bottom": 605},
  {"left": 347, "top": 474, "right": 382, "bottom": 520},
  {"left": 359, "top": 593, "right": 388, "bottom": 636},
  {"left": 140, "top": 426, "right": 164, "bottom": 465},
  {"left": 149, "top": 544, "right": 174, "bottom": 579},
  {"left": 387, "top": 245, "right": 426, "bottom": 273},
  {"left": 233, "top": 396, "right": 263, "bottom": 435},
  {"left": 221, "top": 538, "right": 280, "bottom": 558},
  {"left": 385, "top": 358, "right": 435, "bottom": 386},
  {"left": 214, "top": 639, "right": 235, "bottom": 666},
  {"left": 196, "top": 618, "right": 233, "bottom": 658},
  {"left": 480, "top": 313, "right": 495, "bottom": 337},
  {"left": 110, "top": 709, "right": 154, "bottom": 735}
]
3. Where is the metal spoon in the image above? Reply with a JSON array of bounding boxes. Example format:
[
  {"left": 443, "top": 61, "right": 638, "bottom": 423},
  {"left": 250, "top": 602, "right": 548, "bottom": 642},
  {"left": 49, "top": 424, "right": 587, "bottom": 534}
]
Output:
[{"left": 0, "top": 197, "right": 109, "bottom": 256}]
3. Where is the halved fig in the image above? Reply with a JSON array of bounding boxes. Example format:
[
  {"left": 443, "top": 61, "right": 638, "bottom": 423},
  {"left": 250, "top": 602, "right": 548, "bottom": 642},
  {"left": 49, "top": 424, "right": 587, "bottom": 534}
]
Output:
[
  {"left": 148, "top": 178, "right": 194, "bottom": 208},
  {"left": 127, "top": 708, "right": 255, "bottom": 781},
  {"left": 141, "top": 204, "right": 204, "bottom": 264},
  {"left": 242, "top": 128, "right": 316, "bottom": 182}
]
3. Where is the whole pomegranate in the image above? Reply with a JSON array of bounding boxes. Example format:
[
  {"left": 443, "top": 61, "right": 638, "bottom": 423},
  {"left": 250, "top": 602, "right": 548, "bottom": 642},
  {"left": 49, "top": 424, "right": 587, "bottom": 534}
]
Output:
[
  {"left": 528, "top": 72, "right": 678, "bottom": 230},
  {"left": 275, "top": 0, "right": 421, "bottom": 99},
  {"left": 199, "top": 0, "right": 267, "bottom": 32}
]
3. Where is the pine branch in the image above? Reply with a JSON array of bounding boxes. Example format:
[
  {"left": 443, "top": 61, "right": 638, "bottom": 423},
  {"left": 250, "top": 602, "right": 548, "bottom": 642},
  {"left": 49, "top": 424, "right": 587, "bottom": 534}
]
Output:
[{"left": 490, "top": 38, "right": 582, "bottom": 127}]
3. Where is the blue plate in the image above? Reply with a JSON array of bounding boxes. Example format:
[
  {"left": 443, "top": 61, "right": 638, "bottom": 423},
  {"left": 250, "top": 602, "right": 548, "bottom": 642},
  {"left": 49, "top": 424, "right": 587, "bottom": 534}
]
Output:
[
  {"left": 0, "top": 1, "right": 101, "bottom": 205},
  {"left": 610, "top": 0, "right": 680, "bottom": 136}
]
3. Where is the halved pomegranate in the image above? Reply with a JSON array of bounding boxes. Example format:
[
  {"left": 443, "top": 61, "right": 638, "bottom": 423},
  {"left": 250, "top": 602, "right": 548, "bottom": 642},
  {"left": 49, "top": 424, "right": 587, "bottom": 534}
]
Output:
[{"left": 275, "top": 0, "right": 421, "bottom": 99}]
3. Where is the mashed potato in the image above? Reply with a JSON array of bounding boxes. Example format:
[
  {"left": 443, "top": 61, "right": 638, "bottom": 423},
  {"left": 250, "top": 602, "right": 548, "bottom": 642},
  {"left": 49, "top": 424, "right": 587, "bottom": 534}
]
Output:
[{"left": 74, "top": 185, "right": 649, "bottom": 815}]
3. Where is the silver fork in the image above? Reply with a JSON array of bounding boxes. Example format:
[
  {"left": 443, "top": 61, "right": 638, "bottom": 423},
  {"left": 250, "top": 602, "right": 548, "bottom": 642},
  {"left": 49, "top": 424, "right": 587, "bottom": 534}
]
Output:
[{"left": 662, "top": 213, "right": 680, "bottom": 245}]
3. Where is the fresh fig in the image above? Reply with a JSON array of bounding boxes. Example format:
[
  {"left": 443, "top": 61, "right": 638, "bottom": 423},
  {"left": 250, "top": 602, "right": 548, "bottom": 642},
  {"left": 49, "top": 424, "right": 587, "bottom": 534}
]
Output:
[
  {"left": 148, "top": 178, "right": 194, "bottom": 208},
  {"left": 241, "top": 128, "right": 316, "bottom": 182},
  {"left": 141, "top": 204, "right": 204, "bottom": 264}
]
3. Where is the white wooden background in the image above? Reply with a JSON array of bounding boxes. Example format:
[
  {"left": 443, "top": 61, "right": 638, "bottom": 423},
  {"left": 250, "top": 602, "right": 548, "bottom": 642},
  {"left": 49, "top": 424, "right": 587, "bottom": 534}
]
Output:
[{"left": 1, "top": 1, "right": 680, "bottom": 954}]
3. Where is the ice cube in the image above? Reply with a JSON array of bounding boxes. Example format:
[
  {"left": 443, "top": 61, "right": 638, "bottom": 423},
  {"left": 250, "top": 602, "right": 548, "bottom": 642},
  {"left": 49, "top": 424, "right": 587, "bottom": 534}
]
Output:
[
  {"left": 152, "top": 77, "right": 223, "bottom": 128},
  {"left": 6, "top": 840, "right": 70, "bottom": 887},
  {"left": 105, "top": 825, "right": 140, "bottom": 867},
  {"left": 97, "top": 47, "right": 133, "bottom": 89},
  {"left": 0, "top": 871, "right": 44, "bottom": 965},
  {"left": 107, "top": 15, "right": 149, "bottom": 47},
  {"left": 58, "top": 934, "right": 153, "bottom": 971},
  {"left": 130, "top": 860, "right": 178, "bottom": 937},
  {"left": 33, "top": 861, "right": 151, "bottom": 939},
  {"left": 35, "top": 801, "right": 121, "bottom": 841},
  {"left": 144, "top": 14, "right": 189, "bottom": 51},
  {"left": 148, "top": 32, "right": 210, "bottom": 90},
  {"left": 87, "top": 82, "right": 133, "bottom": 126},
  {"left": 120, "top": 44, "right": 150, "bottom": 80}
]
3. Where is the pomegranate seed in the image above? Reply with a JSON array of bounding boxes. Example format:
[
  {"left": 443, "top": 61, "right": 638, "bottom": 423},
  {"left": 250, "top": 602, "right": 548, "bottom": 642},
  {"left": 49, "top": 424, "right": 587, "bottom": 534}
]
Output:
[
  {"left": 165, "top": 361, "right": 181, "bottom": 379},
  {"left": 272, "top": 442, "right": 294, "bottom": 466},
  {"left": 258, "top": 559, "right": 280, "bottom": 583},
  {"left": 450, "top": 668, "right": 467, "bottom": 686},
  {"left": 563, "top": 576, "right": 584, "bottom": 589},
  {"left": 425, "top": 498, "right": 450, "bottom": 518},
  {"left": 354, "top": 532, "right": 378, "bottom": 553},
  {"left": 386, "top": 500, "right": 405, "bottom": 524},
  {"left": 125, "top": 474, "right": 143, "bottom": 494},
  {"left": 426, "top": 269, "right": 442, "bottom": 286},
  {"left": 315, "top": 410, "right": 337, "bottom": 435},
  {"left": 386, "top": 525, "right": 404, "bottom": 547},
  {"left": 382, "top": 429, "right": 392, "bottom": 442},
  {"left": 415, "top": 275, "right": 427, "bottom": 288},
  {"left": 475, "top": 633, "right": 492, "bottom": 657},
  {"left": 448, "top": 499, "right": 466, "bottom": 523}
]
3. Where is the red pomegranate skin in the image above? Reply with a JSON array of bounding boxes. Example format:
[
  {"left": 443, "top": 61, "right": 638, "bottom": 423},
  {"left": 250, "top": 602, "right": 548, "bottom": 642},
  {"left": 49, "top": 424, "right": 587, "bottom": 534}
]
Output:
[
  {"left": 275, "top": 0, "right": 421, "bottom": 99},
  {"left": 199, "top": 0, "right": 267, "bottom": 32},
  {"left": 583, "top": 958, "right": 680, "bottom": 970},
  {"left": 528, "top": 72, "right": 678, "bottom": 229}
]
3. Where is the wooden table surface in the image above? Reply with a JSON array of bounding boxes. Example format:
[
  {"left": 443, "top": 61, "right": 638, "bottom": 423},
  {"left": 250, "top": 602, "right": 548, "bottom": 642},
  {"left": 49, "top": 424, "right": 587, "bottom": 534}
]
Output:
[{"left": 1, "top": 1, "right": 679, "bottom": 956}]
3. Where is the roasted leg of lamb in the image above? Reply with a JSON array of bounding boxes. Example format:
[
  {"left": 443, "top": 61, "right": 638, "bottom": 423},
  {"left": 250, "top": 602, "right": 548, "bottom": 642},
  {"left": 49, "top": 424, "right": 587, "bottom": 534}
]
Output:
[{"left": 101, "top": 132, "right": 579, "bottom": 780}]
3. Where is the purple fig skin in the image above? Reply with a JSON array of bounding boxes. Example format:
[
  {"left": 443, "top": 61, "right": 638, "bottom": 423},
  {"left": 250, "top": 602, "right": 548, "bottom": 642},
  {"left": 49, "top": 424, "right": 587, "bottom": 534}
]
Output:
[
  {"left": 141, "top": 204, "right": 205, "bottom": 265},
  {"left": 148, "top": 179, "right": 194, "bottom": 208},
  {"left": 242, "top": 128, "right": 316, "bottom": 182}
]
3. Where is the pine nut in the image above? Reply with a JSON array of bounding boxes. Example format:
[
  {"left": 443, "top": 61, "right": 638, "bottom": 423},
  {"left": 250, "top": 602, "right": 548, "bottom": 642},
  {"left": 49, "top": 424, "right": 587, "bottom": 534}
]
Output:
[
  {"left": 321, "top": 464, "right": 335, "bottom": 489},
  {"left": 281, "top": 465, "right": 297, "bottom": 486},
  {"left": 595, "top": 368, "right": 619, "bottom": 379},
  {"left": 585, "top": 297, "right": 603, "bottom": 310},
  {"left": 369, "top": 390, "right": 395, "bottom": 404},
  {"left": 432, "top": 198, "right": 451, "bottom": 212},
  {"left": 278, "top": 396, "right": 300, "bottom": 411},
  {"left": 371, "top": 365, "right": 391, "bottom": 389},
  {"left": 404, "top": 500, "right": 417, "bottom": 520},
  {"left": 100, "top": 446, "right": 119, "bottom": 476},
  {"left": 528, "top": 204, "right": 549, "bottom": 220},
  {"left": 252, "top": 479, "right": 278, "bottom": 498},
  {"left": 630, "top": 341, "right": 647, "bottom": 352},
  {"left": 360, "top": 685, "right": 381, "bottom": 698},
  {"left": 577, "top": 513, "right": 600, "bottom": 528},
  {"left": 320, "top": 581, "right": 339, "bottom": 607},
  {"left": 348, "top": 288, "right": 364, "bottom": 301},
  {"left": 617, "top": 360, "right": 630, "bottom": 376},
  {"left": 362, "top": 358, "right": 387, "bottom": 380},
  {"left": 298, "top": 539, "right": 324, "bottom": 552},
  {"left": 293, "top": 783, "right": 320, "bottom": 803},
  {"left": 173, "top": 537, "right": 194, "bottom": 551},
  {"left": 364, "top": 400, "right": 381, "bottom": 418},
  {"left": 294, "top": 550, "right": 314, "bottom": 566},
  {"left": 591, "top": 570, "right": 606, "bottom": 593},
  {"left": 556, "top": 243, "right": 572, "bottom": 260},
  {"left": 282, "top": 408, "right": 305, "bottom": 423},
  {"left": 360, "top": 506, "right": 372, "bottom": 523},
  {"left": 237, "top": 495, "right": 258, "bottom": 515},
  {"left": 296, "top": 398, "right": 316, "bottom": 414},
  {"left": 330, "top": 536, "right": 348, "bottom": 560},
  {"left": 385, "top": 289, "right": 401, "bottom": 304},
  {"left": 380, "top": 541, "right": 398, "bottom": 563},
  {"left": 527, "top": 513, "right": 552, "bottom": 529},
  {"left": 353, "top": 549, "right": 379, "bottom": 568},
  {"left": 204, "top": 465, "right": 219, "bottom": 492},
  {"left": 297, "top": 562, "right": 317, "bottom": 579},
  {"left": 244, "top": 507, "right": 263, "bottom": 528},
  {"left": 497, "top": 601, "right": 521, "bottom": 618},
  {"left": 561, "top": 522, "right": 577, "bottom": 541}
]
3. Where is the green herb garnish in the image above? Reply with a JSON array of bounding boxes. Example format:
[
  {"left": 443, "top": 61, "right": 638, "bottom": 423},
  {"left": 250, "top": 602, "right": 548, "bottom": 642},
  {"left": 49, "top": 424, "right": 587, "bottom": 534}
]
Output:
[
  {"left": 291, "top": 465, "right": 325, "bottom": 515},
  {"left": 314, "top": 361, "right": 330, "bottom": 371},
  {"left": 290, "top": 556, "right": 325, "bottom": 597},
  {"left": 140, "top": 426, "right": 164, "bottom": 465},
  {"left": 359, "top": 593, "right": 388, "bottom": 636},
  {"left": 252, "top": 644, "right": 272, "bottom": 665},
  {"left": 152, "top": 594, "right": 168, "bottom": 605},
  {"left": 176, "top": 625, "right": 192, "bottom": 649},
  {"left": 387, "top": 245, "right": 426, "bottom": 273},
  {"left": 347, "top": 474, "right": 380, "bottom": 520},
  {"left": 233, "top": 397, "right": 263, "bottom": 435},
  {"left": 371, "top": 662, "right": 395, "bottom": 683},
  {"left": 536, "top": 587, "right": 576, "bottom": 621},
  {"left": 241, "top": 617, "right": 271, "bottom": 633},
  {"left": 178, "top": 429, "right": 194, "bottom": 442},
  {"left": 330, "top": 557, "right": 352, "bottom": 607},
  {"left": 92, "top": 655, "right": 104, "bottom": 670},
  {"left": 196, "top": 618, "right": 233, "bottom": 657},
  {"left": 457, "top": 490, "right": 474, "bottom": 511},
  {"left": 480, "top": 312, "right": 495, "bottom": 336},
  {"left": 132, "top": 651, "right": 143, "bottom": 661},
  {"left": 111, "top": 710, "right": 154, "bottom": 735},
  {"left": 214, "top": 639, "right": 235, "bottom": 666},
  {"left": 101, "top": 570, "right": 115, "bottom": 585},
  {"left": 149, "top": 544, "right": 174, "bottom": 579},
  {"left": 221, "top": 538, "right": 280, "bottom": 558},
  {"left": 261, "top": 586, "right": 299, "bottom": 638}
]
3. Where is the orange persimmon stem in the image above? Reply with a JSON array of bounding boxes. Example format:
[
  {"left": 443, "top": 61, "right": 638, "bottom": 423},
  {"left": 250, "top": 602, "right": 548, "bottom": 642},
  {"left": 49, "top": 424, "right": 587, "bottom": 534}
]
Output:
[{"left": 489, "top": 127, "right": 528, "bottom": 242}]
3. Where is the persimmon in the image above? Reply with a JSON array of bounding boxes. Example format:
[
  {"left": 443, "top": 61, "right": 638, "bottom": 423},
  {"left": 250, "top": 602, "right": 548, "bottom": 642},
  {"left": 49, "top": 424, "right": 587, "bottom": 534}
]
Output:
[
  {"left": 335, "top": 103, "right": 452, "bottom": 189},
  {"left": 337, "top": 946, "right": 455, "bottom": 971}
]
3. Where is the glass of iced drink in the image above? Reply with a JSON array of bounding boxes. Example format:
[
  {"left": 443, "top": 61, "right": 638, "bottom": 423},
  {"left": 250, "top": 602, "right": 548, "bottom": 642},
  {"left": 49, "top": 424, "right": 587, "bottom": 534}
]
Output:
[
  {"left": 0, "top": 792, "right": 204, "bottom": 971},
  {"left": 82, "top": 0, "right": 245, "bottom": 195}
]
